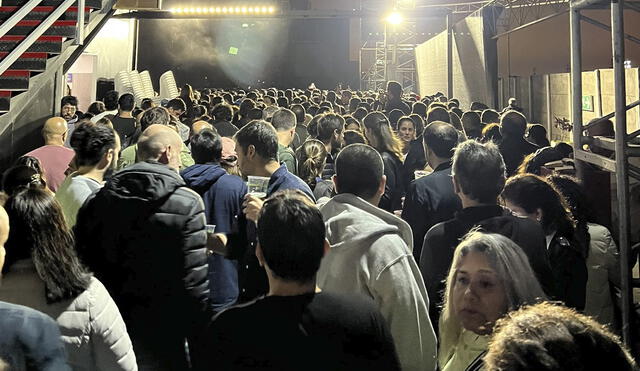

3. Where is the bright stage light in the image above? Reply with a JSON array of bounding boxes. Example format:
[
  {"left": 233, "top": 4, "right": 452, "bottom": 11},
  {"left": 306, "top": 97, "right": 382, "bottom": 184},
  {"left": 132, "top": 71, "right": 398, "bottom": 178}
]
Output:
[
  {"left": 169, "top": 4, "right": 277, "bottom": 16},
  {"left": 385, "top": 12, "right": 403, "bottom": 25},
  {"left": 222, "top": 7, "right": 227, "bottom": 12},
  {"left": 268, "top": 6, "right": 274, "bottom": 13},
  {"left": 241, "top": 7, "right": 247, "bottom": 13}
]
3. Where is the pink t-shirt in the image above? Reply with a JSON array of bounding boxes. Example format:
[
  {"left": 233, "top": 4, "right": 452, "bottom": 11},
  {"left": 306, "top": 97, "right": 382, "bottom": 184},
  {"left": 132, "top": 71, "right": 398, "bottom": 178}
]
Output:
[{"left": 24, "top": 145, "right": 75, "bottom": 192}]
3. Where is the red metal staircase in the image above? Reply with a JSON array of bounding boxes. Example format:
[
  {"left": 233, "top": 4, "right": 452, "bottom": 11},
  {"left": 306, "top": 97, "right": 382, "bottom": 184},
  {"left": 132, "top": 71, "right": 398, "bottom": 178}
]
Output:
[{"left": 0, "top": 0, "right": 107, "bottom": 113}]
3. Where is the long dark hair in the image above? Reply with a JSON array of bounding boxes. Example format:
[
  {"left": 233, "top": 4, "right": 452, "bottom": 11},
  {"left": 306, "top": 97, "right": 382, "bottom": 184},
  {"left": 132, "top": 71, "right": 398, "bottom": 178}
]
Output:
[
  {"left": 363, "top": 112, "right": 404, "bottom": 161},
  {"left": 547, "top": 175, "right": 591, "bottom": 258},
  {"left": 501, "top": 174, "right": 576, "bottom": 239},
  {"left": 4, "top": 187, "right": 90, "bottom": 302}
]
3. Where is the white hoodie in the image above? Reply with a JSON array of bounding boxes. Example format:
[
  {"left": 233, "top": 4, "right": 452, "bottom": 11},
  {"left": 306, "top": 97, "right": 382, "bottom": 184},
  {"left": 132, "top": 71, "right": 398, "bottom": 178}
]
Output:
[{"left": 317, "top": 193, "right": 437, "bottom": 371}]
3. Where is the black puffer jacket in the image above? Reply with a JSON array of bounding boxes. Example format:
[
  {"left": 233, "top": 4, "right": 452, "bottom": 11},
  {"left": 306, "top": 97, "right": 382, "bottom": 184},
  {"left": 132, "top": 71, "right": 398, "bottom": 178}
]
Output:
[{"left": 74, "top": 161, "right": 209, "bottom": 370}]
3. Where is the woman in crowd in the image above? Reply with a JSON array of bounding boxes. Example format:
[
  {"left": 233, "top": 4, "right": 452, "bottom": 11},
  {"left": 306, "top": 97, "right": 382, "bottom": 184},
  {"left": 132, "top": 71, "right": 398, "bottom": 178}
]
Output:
[
  {"left": 439, "top": 231, "right": 546, "bottom": 371},
  {"left": 363, "top": 112, "right": 407, "bottom": 212},
  {"left": 1, "top": 164, "right": 48, "bottom": 196},
  {"left": 548, "top": 175, "right": 621, "bottom": 327},
  {"left": 501, "top": 174, "right": 588, "bottom": 310},
  {"left": 0, "top": 187, "right": 137, "bottom": 370},
  {"left": 295, "top": 139, "right": 333, "bottom": 200},
  {"left": 526, "top": 124, "right": 551, "bottom": 147},
  {"left": 485, "top": 302, "right": 638, "bottom": 371},
  {"left": 397, "top": 116, "right": 417, "bottom": 156},
  {"left": 482, "top": 123, "right": 502, "bottom": 143}
]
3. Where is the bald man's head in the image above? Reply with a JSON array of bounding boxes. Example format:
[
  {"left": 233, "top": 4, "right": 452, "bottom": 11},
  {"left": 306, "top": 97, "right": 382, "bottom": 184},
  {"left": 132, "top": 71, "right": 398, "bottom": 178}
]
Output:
[
  {"left": 137, "top": 125, "right": 183, "bottom": 171},
  {"left": 42, "top": 117, "right": 68, "bottom": 145},
  {"left": 192, "top": 120, "right": 214, "bottom": 135}
]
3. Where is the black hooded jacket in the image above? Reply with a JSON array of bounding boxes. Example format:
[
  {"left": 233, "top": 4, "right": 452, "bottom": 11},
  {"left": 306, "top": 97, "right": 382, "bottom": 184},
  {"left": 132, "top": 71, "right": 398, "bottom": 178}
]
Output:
[{"left": 74, "top": 161, "right": 210, "bottom": 368}]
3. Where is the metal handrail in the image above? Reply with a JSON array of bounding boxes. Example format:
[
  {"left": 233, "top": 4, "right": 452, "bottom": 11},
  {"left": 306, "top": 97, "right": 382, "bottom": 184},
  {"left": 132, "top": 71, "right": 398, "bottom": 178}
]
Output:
[
  {"left": 74, "top": 0, "right": 85, "bottom": 45},
  {"left": 0, "top": 0, "right": 77, "bottom": 76},
  {"left": 0, "top": 0, "right": 44, "bottom": 38}
]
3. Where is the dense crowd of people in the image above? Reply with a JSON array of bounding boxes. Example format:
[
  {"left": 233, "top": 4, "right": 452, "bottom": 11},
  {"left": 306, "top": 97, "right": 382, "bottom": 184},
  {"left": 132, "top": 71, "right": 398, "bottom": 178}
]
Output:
[{"left": 0, "top": 80, "right": 637, "bottom": 370}]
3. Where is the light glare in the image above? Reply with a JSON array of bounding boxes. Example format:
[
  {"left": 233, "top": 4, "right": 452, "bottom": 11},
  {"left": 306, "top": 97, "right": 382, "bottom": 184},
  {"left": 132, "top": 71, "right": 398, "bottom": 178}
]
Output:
[{"left": 386, "top": 12, "right": 403, "bottom": 25}]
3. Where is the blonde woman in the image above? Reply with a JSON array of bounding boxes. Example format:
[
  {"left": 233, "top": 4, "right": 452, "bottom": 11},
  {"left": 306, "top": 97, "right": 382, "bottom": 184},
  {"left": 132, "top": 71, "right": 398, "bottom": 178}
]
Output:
[{"left": 439, "top": 231, "right": 546, "bottom": 371}]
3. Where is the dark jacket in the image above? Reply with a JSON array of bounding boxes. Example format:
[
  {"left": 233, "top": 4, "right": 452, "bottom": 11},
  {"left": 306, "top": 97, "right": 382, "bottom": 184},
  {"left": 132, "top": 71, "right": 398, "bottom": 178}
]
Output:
[
  {"left": 379, "top": 151, "right": 407, "bottom": 212},
  {"left": 385, "top": 100, "right": 411, "bottom": 115},
  {"left": 401, "top": 163, "right": 462, "bottom": 260},
  {"left": 211, "top": 119, "right": 239, "bottom": 138},
  {"left": 403, "top": 136, "right": 427, "bottom": 184},
  {"left": 420, "top": 205, "right": 555, "bottom": 329},
  {"left": 548, "top": 234, "right": 588, "bottom": 310},
  {"left": 498, "top": 137, "right": 539, "bottom": 176},
  {"left": 0, "top": 301, "right": 70, "bottom": 371},
  {"left": 229, "top": 165, "right": 314, "bottom": 303},
  {"left": 75, "top": 161, "right": 210, "bottom": 370},
  {"left": 181, "top": 164, "right": 248, "bottom": 313},
  {"left": 321, "top": 152, "right": 336, "bottom": 180}
]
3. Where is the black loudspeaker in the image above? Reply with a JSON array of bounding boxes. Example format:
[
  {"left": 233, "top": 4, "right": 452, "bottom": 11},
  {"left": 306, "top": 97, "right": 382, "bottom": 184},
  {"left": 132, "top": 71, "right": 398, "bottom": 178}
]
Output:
[
  {"left": 289, "top": 0, "right": 310, "bottom": 10},
  {"left": 96, "top": 78, "right": 115, "bottom": 102}
]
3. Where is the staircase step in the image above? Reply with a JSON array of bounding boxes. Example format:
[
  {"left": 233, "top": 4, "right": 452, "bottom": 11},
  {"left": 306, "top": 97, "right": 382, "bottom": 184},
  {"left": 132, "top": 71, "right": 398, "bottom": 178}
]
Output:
[
  {"left": 1, "top": 0, "right": 102, "bottom": 9},
  {"left": 0, "top": 91, "right": 10, "bottom": 111},
  {"left": 0, "top": 7, "right": 91, "bottom": 22},
  {"left": 6, "top": 20, "right": 77, "bottom": 37},
  {"left": 0, "top": 36, "right": 63, "bottom": 53},
  {"left": 0, "top": 70, "right": 29, "bottom": 90},
  {"left": 0, "top": 52, "right": 47, "bottom": 71}
]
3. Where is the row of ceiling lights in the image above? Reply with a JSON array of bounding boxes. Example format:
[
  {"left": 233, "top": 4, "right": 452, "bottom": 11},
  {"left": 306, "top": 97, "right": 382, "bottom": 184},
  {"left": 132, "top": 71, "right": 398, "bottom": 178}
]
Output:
[{"left": 169, "top": 5, "right": 276, "bottom": 14}]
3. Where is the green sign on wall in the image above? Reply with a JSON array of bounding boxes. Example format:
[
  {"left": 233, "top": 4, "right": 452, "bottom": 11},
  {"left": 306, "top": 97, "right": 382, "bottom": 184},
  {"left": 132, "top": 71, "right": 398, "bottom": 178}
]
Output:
[{"left": 582, "top": 95, "right": 594, "bottom": 112}]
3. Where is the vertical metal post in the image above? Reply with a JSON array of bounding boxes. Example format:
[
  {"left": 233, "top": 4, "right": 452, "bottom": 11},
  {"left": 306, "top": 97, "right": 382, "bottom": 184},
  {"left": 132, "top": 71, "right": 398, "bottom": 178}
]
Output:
[
  {"left": 74, "top": 0, "right": 85, "bottom": 45},
  {"left": 383, "top": 22, "right": 388, "bottom": 85},
  {"left": 611, "top": 0, "right": 633, "bottom": 347},
  {"left": 545, "top": 74, "right": 552, "bottom": 136},
  {"left": 446, "top": 12, "right": 453, "bottom": 98},
  {"left": 570, "top": 7, "right": 584, "bottom": 178},
  {"left": 528, "top": 75, "right": 534, "bottom": 121}
]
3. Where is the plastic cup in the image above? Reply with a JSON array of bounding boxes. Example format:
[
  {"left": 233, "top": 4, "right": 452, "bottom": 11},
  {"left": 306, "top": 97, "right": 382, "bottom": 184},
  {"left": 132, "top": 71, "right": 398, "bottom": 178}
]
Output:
[{"left": 247, "top": 175, "right": 270, "bottom": 198}]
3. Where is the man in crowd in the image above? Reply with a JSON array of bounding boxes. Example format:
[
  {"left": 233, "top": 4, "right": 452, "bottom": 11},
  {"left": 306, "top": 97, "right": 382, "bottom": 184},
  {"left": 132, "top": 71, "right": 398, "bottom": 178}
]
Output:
[
  {"left": 499, "top": 110, "right": 539, "bottom": 176},
  {"left": 420, "top": 140, "right": 554, "bottom": 328},
  {"left": 210, "top": 102, "right": 239, "bottom": 138},
  {"left": 385, "top": 81, "right": 410, "bottom": 115},
  {"left": 402, "top": 121, "right": 462, "bottom": 260},
  {"left": 181, "top": 128, "right": 247, "bottom": 313},
  {"left": 0, "top": 197, "right": 70, "bottom": 370},
  {"left": 118, "top": 106, "right": 194, "bottom": 170},
  {"left": 75, "top": 125, "right": 210, "bottom": 370},
  {"left": 91, "top": 90, "right": 119, "bottom": 123},
  {"left": 166, "top": 98, "right": 190, "bottom": 141},
  {"left": 316, "top": 113, "right": 345, "bottom": 180},
  {"left": 56, "top": 123, "right": 120, "bottom": 227},
  {"left": 317, "top": 143, "right": 437, "bottom": 371},
  {"left": 227, "top": 120, "right": 313, "bottom": 303},
  {"left": 271, "top": 108, "right": 297, "bottom": 174},
  {"left": 24, "top": 117, "right": 75, "bottom": 192},
  {"left": 290, "top": 103, "right": 308, "bottom": 150},
  {"left": 206, "top": 190, "right": 400, "bottom": 370},
  {"left": 110, "top": 93, "right": 137, "bottom": 148},
  {"left": 60, "top": 95, "right": 79, "bottom": 147}
]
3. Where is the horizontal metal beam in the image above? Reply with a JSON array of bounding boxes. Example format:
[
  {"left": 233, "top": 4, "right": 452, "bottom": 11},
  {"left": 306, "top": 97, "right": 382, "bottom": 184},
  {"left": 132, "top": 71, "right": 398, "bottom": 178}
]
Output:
[
  {"left": 571, "top": 0, "right": 607, "bottom": 10},
  {"left": 574, "top": 149, "right": 617, "bottom": 171},
  {"left": 583, "top": 98, "right": 640, "bottom": 131},
  {"left": 582, "top": 15, "right": 640, "bottom": 45},
  {"left": 585, "top": 136, "right": 640, "bottom": 156},
  {"left": 492, "top": 9, "right": 568, "bottom": 39},
  {"left": 113, "top": 9, "right": 450, "bottom": 19}
]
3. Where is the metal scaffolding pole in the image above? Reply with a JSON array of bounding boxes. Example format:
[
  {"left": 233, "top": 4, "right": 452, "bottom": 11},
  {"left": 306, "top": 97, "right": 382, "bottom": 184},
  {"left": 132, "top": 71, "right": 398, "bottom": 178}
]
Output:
[
  {"left": 446, "top": 13, "right": 454, "bottom": 98},
  {"left": 611, "top": 0, "right": 633, "bottom": 346},
  {"left": 570, "top": 7, "right": 584, "bottom": 179}
]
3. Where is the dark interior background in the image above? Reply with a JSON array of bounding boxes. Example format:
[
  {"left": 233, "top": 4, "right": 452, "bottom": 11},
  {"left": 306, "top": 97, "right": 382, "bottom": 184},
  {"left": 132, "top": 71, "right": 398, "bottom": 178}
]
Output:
[{"left": 136, "top": 18, "right": 359, "bottom": 90}]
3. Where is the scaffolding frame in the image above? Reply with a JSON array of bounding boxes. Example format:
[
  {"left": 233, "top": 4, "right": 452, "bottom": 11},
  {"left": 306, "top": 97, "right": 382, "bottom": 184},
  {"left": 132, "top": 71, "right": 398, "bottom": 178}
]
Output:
[{"left": 570, "top": 0, "right": 639, "bottom": 347}]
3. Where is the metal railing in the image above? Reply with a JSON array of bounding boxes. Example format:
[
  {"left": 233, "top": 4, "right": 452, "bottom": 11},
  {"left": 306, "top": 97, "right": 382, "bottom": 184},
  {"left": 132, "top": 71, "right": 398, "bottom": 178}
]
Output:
[
  {"left": 0, "top": 0, "right": 86, "bottom": 76},
  {"left": 570, "top": 0, "right": 638, "bottom": 348}
]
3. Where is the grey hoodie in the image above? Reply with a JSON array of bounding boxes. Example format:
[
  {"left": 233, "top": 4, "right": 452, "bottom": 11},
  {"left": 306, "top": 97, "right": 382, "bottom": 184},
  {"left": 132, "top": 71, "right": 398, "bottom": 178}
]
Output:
[{"left": 317, "top": 193, "right": 437, "bottom": 371}]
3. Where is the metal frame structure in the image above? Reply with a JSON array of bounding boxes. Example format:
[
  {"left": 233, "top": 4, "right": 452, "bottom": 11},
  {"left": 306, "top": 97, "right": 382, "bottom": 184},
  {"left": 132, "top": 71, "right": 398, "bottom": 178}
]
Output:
[{"left": 570, "top": 0, "right": 639, "bottom": 347}]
